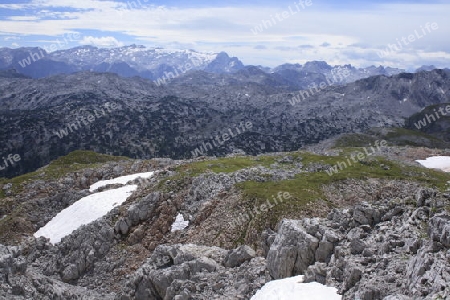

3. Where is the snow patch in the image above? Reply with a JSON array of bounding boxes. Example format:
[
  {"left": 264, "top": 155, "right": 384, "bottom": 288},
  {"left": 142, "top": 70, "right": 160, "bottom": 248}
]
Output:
[
  {"left": 251, "top": 275, "right": 341, "bottom": 300},
  {"left": 34, "top": 185, "right": 137, "bottom": 244},
  {"left": 89, "top": 171, "right": 154, "bottom": 192},
  {"left": 171, "top": 213, "right": 189, "bottom": 232},
  {"left": 416, "top": 156, "right": 450, "bottom": 172}
]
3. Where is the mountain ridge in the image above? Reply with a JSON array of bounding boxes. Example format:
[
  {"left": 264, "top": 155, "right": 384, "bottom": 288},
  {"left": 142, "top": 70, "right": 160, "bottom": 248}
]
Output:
[{"left": 0, "top": 45, "right": 412, "bottom": 85}]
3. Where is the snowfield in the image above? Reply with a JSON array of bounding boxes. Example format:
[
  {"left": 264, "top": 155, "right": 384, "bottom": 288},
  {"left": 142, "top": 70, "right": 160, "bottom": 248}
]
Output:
[
  {"left": 416, "top": 156, "right": 450, "bottom": 172},
  {"left": 35, "top": 171, "right": 157, "bottom": 243},
  {"left": 89, "top": 171, "right": 155, "bottom": 192},
  {"left": 170, "top": 213, "right": 189, "bottom": 232},
  {"left": 34, "top": 185, "right": 138, "bottom": 244},
  {"left": 251, "top": 275, "right": 341, "bottom": 300}
]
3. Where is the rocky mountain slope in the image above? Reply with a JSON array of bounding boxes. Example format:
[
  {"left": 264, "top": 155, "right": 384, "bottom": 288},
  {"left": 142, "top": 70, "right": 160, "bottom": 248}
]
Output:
[
  {"left": 316, "top": 127, "right": 450, "bottom": 150},
  {"left": 405, "top": 103, "right": 450, "bottom": 142},
  {"left": 0, "top": 140, "right": 449, "bottom": 299},
  {"left": 0, "top": 69, "right": 449, "bottom": 178},
  {"left": 0, "top": 69, "right": 29, "bottom": 79}
]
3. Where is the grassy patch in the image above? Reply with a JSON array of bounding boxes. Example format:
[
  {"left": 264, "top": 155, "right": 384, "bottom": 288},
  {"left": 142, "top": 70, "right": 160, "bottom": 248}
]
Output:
[
  {"left": 334, "top": 133, "right": 378, "bottom": 148},
  {"left": 384, "top": 128, "right": 446, "bottom": 145},
  {"left": 0, "top": 183, "right": 5, "bottom": 199},
  {"left": 176, "top": 155, "right": 279, "bottom": 176},
  {"left": 157, "top": 155, "right": 280, "bottom": 193},
  {"left": 0, "top": 203, "right": 30, "bottom": 244},
  {"left": 51, "top": 150, "right": 129, "bottom": 165},
  {"left": 234, "top": 151, "right": 450, "bottom": 236},
  {"left": 153, "top": 150, "right": 450, "bottom": 247},
  {"left": 335, "top": 128, "right": 448, "bottom": 148},
  {"left": 0, "top": 150, "right": 129, "bottom": 197},
  {"left": 163, "top": 151, "right": 450, "bottom": 209}
]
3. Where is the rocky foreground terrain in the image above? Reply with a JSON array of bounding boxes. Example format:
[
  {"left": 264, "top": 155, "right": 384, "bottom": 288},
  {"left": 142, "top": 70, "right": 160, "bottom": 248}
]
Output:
[{"left": 0, "top": 140, "right": 449, "bottom": 299}]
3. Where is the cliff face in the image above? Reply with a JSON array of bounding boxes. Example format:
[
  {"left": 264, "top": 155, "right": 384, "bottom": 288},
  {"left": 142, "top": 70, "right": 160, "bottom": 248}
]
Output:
[{"left": 0, "top": 144, "right": 449, "bottom": 299}]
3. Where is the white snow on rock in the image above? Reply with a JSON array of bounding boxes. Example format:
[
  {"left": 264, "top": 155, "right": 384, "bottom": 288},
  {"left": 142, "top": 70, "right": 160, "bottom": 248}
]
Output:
[
  {"left": 251, "top": 275, "right": 342, "bottom": 300},
  {"left": 34, "top": 185, "right": 138, "bottom": 244},
  {"left": 171, "top": 213, "right": 189, "bottom": 232},
  {"left": 89, "top": 171, "right": 155, "bottom": 192},
  {"left": 416, "top": 156, "right": 450, "bottom": 172}
]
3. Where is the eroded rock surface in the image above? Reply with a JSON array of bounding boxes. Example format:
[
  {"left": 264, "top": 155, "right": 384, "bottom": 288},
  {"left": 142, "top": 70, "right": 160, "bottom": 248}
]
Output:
[{"left": 266, "top": 189, "right": 450, "bottom": 300}]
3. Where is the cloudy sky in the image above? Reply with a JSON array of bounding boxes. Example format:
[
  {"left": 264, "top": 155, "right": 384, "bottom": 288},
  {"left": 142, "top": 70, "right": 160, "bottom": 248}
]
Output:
[{"left": 0, "top": 0, "right": 449, "bottom": 70}]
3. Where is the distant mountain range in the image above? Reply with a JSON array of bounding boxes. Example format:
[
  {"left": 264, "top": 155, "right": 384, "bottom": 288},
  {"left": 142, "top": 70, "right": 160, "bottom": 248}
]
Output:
[
  {"left": 0, "top": 45, "right": 244, "bottom": 81},
  {"left": 0, "top": 45, "right": 432, "bottom": 87}
]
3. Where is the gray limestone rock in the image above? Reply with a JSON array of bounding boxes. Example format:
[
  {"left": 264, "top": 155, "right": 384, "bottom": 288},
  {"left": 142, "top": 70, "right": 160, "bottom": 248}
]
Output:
[
  {"left": 304, "top": 262, "right": 328, "bottom": 284},
  {"left": 224, "top": 245, "right": 256, "bottom": 268},
  {"left": 266, "top": 219, "right": 319, "bottom": 279},
  {"left": 428, "top": 213, "right": 450, "bottom": 247},
  {"left": 121, "top": 244, "right": 270, "bottom": 300}
]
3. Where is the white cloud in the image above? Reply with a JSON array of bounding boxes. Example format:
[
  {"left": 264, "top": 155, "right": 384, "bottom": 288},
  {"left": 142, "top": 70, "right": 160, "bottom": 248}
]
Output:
[
  {"left": 4, "top": 36, "right": 21, "bottom": 41},
  {"left": 8, "top": 16, "right": 39, "bottom": 21},
  {"left": 0, "top": 0, "right": 123, "bottom": 10},
  {"left": 0, "top": 1, "right": 448, "bottom": 68},
  {"left": 80, "top": 36, "right": 123, "bottom": 47}
]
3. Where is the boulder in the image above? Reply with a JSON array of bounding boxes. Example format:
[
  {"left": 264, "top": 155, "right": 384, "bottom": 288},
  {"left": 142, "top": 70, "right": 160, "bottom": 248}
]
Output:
[
  {"left": 353, "top": 203, "right": 382, "bottom": 226},
  {"left": 304, "top": 262, "right": 327, "bottom": 284},
  {"left": 342, "top": 263, "right": 363, "bottom": 292},
  {"left": 416, "top": 188, "right": 435, "bottom": 207},
  {"left": 224, "top": 245, "right": 256, "bottom": 268},
  {"left": 428, "top": 213, "right": 450, "bottom": 247},
  {"left": 123, "top": 244, "right": 269, "bottom": 300},
  {"left": 267, "top": 219, "right": 319, "bottom": 279},
  {"left": 350, "top": 239, "right": 367, "bottom": 255},
  {"left": 114, "top": 218, "right": 130, "bottom": 235},
  {"left": 316, "top": 240, "right": 334, "bottom": 262}
]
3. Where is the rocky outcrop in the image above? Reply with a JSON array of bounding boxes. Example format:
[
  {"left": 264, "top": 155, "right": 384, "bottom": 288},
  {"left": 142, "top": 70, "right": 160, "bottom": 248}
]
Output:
[
  {"left": 224, "top": 245, "right": 256, "bottom": 268},
  {"left": 0, "top": 243, "right": 115, "bottom": 299},
  {"left": 0, "top": 244, "right": 26, "bottom": 284},
  {"left": 266, "top": 217, "right": 342, "bottom": 279},
  {"left": 266, "top": 219, "right": 319, "bottom": 279},
  {"left": 428, "top": 213, "right": 450, "bottom": 247},
  {"left": 121, "top": 244, "right": 269, "bottom": 300},
  {"left": 114, "top": 192, "right": 163, "bottom": 237},
  {"left": 264, "top": 188, "right": 450, "bottom": 300},
  {"left": 186, "top": 165, "right": 302, "bottom": 209},
  {"left": 33, "top": 220, "right": 116, "bottom": 283}
]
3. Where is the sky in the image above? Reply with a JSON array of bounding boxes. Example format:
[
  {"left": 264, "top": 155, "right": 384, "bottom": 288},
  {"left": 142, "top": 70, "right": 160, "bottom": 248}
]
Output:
[{"left": 0, "top": 0, "right": 449, "bottom": 70}]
